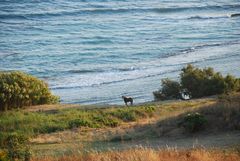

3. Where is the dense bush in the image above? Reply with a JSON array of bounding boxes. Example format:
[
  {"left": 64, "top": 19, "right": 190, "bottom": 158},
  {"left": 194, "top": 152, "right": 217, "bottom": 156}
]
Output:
[
  {"left": 180, "top": 64, "right": 240, "bottom": 98},
  {"left": 4, "top": 133, "right": 31, "bottom": 161},
  {"left": 182, "top": 112, "right": 207, "bottom": 133},
  {"left": 0, "top": 71, "right": 59, "bottom": 111},
  {"left": 0, "top": 150, "right": 8, "bottom": 161},
  {"left": 153, "top": 64, "right": 240, "bottom": 100},
  {"left": 224, "top": 75, "right": 240, "bottom": 93},
  {"left": 153, "top": 79, "right": 181, "bottom": 100}
]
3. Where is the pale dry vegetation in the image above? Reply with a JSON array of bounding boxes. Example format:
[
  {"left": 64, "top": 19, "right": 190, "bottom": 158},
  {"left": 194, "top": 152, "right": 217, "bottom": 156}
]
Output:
[{"left": 32, "top": 147, "right": 240, "bottom": 161}]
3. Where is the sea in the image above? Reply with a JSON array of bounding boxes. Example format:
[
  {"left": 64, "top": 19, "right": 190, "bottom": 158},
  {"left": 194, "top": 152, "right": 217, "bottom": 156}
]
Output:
[{"left": 0, "top": 0, "right": 240, "bottom": 105}]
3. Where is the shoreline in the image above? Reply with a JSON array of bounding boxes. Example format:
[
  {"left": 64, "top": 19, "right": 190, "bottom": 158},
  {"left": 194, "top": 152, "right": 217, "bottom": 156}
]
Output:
[{"left": 23, "top": 95, "right": 218, "bottom": 112}]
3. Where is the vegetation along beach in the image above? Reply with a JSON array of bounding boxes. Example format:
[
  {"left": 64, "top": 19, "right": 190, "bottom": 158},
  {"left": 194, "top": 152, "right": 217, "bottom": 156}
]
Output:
[{"left": 0, "top": 0, "right": 240, "bottom": 160}]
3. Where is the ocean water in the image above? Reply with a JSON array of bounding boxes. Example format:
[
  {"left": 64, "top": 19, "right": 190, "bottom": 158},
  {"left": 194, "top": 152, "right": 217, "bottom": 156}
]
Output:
[{"left": 0, "top": 0, "right": 240, "bottom": 105}]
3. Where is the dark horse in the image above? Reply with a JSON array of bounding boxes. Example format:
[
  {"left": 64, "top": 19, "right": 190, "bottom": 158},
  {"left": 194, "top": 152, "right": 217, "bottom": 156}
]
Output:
[{"left": 122, "top": 96, "right": 133, "bottom": 106}]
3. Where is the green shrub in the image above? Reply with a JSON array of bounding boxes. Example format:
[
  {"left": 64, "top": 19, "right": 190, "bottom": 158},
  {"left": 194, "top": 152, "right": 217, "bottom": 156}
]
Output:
[
  {"left": 0, "top": 71, "right": 59, "bottom": 111},
  {"left": 161, "top": 79, "right": 181, "bottom": 98},
  {"left": 182, "top": 112, "right": 207, "bottom": 133},
  {"left": 68, "top": 118, "right": 92, "bottom": 128},
  {"left": 111, "top": 110, "right": 137, "bottom": 122},
  {"left": 93, "top": 115, "right": 119, "bottom": 127},
  {"left": 4, "top": 133, "right": 31, "bottom": 161},
  {"left": 153, "top": 65, "right": 240, "bottom": 100},
  {"left": 0, "top": 150, "right": 8, "bottom": 161},
  {"left": 153, "top": 91, "right": 166, "bottom": 101},
  {"left": 181, "top": 65, "right": 223, "bottom": 97},
  {"left": 43, "top": 125, "right": 65, "bottom": 133},
  {"left": 224, "top": 75, "right": 240, "bottom": 93},
  {"left": 153, "top": 78, "right": 181, "bottom": 100},
  {"left": 135, "top": 106, "right": 156, "bottom": 117},
  {"left": 144, "top": 106, "right": 156, "bottom": 114},
  {"left": 180, "top": 64, "right": 240, "bottom": 98}
]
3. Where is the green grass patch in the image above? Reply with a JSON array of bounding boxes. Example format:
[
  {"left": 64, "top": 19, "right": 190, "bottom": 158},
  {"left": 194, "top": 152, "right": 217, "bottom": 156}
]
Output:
[
  {"left": 0, "top": 96, "right": 216, "bottom": 150},
  {"left": 0, "top": 104, "right": 160, "bottom": 147}
]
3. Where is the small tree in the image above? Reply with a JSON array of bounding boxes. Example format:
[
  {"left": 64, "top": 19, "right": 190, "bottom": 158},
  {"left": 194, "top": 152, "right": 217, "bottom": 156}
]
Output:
[
  {"left": 153, "top": 78, "right": 181, "bottom": 100},
  {"left": 224, "top": 75, "right": 240, "bottom": 93},
  {"left": 180, "top": 64, "right": 239, "bottom": 98},
  {"left": 153, "top": 64, "right": 240, "bottom": 100},
  {"left": 161, "top": 78, "right": 181, "bottom": 98},
  {"left": 0, "top": 71, "right": 59, "bottom": 111}
]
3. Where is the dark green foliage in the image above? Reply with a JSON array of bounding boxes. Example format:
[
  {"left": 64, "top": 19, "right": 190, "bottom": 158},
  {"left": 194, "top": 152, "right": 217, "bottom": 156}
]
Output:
[
  {"left": 180, "top": 64, "right": 240, "bottom": 98},
  {"left": 0, "top": 71, "right": 59, "bottom": 111},
  {"left": 182, "top": 112, "right": 207, "bottom": 133},
  {"left": 153, "top": 65, "right": 240, "bottom": 100},
  {"left": 224, "top": 75, "right": 240, "bottom": 93},
  {"left": 4, "top": 133, "right": 31, "bottom": 161},
  {"left": 181, "top": 65, "right": 224, "bottom": 97},
  {"left": 161, "top": 79, "right": 181, "bottom": 98},
  {"left": 153, "top": 91, "right": 166, "bottom": 101},
  {"left": 153, "top": 79, "right": 181, "bottom": 100}
]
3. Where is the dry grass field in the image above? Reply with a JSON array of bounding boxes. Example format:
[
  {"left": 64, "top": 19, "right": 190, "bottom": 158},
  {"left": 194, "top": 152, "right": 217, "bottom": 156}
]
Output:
[{"left": 32, "top": 147, "right": 240, "bottom": 161}]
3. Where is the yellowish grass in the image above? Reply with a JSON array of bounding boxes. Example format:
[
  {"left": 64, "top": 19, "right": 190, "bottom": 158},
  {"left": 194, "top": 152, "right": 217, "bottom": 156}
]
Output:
[{"left": 32, "top": 148, "right": 240, "bottom": 161}]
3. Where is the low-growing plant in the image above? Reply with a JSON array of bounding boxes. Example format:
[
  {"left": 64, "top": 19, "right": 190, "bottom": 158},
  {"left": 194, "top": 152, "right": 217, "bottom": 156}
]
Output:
[
  {"left": 68, "top": 118, "right": 92, "bottom": 128},
  {"left": 0, "top": 71, "right": 59, "bottom": 111},
  {"left": 111, "top": 110, "right": 137, "bottom": 122},
  {"left": 182, "top": 112, "right": 207, "bottom": 133},
  {"left": 144, "top": 106, "right": 156, "bottom": 114},
  {"left": 43, "top": 124, "right": 65, "bottom": 133},
  {"left": 93, "top": 115, "right": 119, "bottom": 127},
  {"left": 135, "top": 106, "right": 156, "bottom": 118}
]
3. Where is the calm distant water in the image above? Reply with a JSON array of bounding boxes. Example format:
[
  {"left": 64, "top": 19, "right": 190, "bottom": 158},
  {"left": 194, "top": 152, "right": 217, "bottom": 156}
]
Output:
[{"left": 0, "top": 0, "right": 240, "bottom": 104}]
